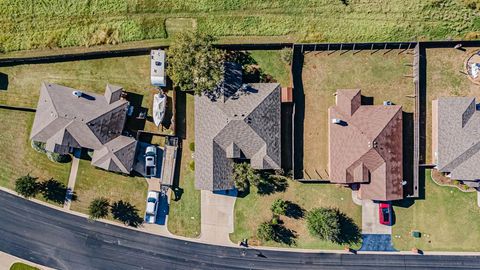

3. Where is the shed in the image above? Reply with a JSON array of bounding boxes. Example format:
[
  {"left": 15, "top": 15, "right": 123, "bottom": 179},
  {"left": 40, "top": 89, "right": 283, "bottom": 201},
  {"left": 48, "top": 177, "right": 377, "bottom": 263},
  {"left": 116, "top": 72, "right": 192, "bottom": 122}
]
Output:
[{"left": 281, "top": 87, "right": 293, "bottom": 103}]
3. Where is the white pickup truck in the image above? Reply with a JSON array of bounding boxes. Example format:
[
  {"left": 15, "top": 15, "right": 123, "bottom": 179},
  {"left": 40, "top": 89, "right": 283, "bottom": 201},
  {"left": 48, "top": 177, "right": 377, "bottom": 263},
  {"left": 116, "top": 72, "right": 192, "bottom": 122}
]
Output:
[
  {"left": 145, "top": 191, "right": 160, "bottom": 224},
  {"left": 145, "top": 146, "right": 157, "bottom": 177}
]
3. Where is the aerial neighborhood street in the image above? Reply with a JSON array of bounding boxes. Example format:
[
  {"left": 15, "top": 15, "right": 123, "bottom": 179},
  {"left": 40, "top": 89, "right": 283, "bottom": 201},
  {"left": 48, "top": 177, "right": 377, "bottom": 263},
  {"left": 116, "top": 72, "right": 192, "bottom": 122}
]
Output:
[{"left": 1, "top": 1, "right": 480, "bottom": 269}]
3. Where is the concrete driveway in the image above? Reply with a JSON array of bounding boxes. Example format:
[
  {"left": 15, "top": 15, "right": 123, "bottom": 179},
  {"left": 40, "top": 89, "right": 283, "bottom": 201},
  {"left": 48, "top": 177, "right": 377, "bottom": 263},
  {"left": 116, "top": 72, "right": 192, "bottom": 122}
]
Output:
[
  {"left": 361, "top": 200, "right": 395, "bottom": 251},
  {"left": 361, "top": 200, "right": 391, "bottom": 235},
  {"left": 199, "top": 190, "right": 237, "bottom": 246}
]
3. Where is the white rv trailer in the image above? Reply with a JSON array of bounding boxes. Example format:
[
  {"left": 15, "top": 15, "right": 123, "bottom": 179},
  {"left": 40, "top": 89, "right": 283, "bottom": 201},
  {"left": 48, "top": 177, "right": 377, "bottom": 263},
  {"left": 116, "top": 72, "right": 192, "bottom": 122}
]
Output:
[{"left": 151, "top": 50, "right": 166, "bottom": 87}]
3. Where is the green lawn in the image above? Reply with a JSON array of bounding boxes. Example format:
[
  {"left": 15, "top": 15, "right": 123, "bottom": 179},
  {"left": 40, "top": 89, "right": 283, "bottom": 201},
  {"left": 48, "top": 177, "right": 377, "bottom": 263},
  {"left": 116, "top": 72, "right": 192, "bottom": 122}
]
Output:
[
  {"left": 231, "top": 180, "right": 362, "bottom": 249},
  {"left": 0, "top": 108, "right": 70, "bottom": 195},
  {"left": 167, "top": 93, "right": 201, "bottom": 237},
  {"left": 392, "top": 170, "right": 480, "bottom": 251},
  {"left": 70, "top": 160, "right": 147, "bottom": 217},
  {"left": 9, "top": 262, "right": 39, "bottom": 270},
  {"left": 0, "top": 55, "right": 153, "bottom": 108},
  {"left": 1, "top": 0, "right": 479, "bottom": 53},
  {"left": 248, "top": 50, "right": 290, "bottom": 86}
]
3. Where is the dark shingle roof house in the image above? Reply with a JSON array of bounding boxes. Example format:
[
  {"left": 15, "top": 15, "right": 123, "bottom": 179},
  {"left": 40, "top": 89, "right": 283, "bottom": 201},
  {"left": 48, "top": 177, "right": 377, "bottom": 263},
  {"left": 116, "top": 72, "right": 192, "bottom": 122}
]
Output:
[
  {"left": 432, "top": 97, "right": 480, "bottom": 183},
  {"left": 194, "top": 63, "right": 282, "bottom": 191},
  {"left": 30, "top": 82, "right": 136, "bottom": 174},
  {"left": 328, "top": 89, "right": 403, "bottom": 201}
]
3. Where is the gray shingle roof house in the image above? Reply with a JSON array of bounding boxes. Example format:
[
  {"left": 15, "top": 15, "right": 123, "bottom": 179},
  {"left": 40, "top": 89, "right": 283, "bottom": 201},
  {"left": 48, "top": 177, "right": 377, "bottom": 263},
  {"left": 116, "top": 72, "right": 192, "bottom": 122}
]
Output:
[
  {"left": 194, "top": 63, "right": 282, "bottom": 191},
  {"left": 30, "top": 82, "right": 136, "bottom": 174},
  {"left": 432, "top": 97, "right": 480, "bottom": 183}
]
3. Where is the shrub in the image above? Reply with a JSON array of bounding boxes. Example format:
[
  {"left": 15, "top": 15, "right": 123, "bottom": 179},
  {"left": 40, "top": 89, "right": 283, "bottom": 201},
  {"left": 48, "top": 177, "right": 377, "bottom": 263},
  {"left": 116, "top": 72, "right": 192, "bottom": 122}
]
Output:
[
  {"left": 232, "top": 162, "right": 261, "bottom": 192},
  {"left": 47, "top": 151, "right": 71, "bottom": 163},
  {"left": 31, "top": 140, "right": 46, "bottom": 154},
  {"left": 257, "top": 221, "right": 276, "bottom": 242},
  {"left": 189, "top": 142, "right": 195, "bottom": 152},
  {"left": 271, "top": 198, "right": 288, "bottom": 216},
  {"left": 89, "top": 197, "right": 110, "bottom": 220},
  {"left": 189, "top": 160, "right": 195, "bottom": 171},
  {"left": 306, "top": 208, "right": 341, "bottom": 242},
  {"left": 15, "top": 174, "right": 40, "bottom": 198}
]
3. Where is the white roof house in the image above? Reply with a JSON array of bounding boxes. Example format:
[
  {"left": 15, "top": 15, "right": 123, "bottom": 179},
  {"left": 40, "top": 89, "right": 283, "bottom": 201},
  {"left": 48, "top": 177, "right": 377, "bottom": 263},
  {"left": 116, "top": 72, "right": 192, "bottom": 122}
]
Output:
[{"left": 151, "top": 50, "right": 166, "bottom": 87}]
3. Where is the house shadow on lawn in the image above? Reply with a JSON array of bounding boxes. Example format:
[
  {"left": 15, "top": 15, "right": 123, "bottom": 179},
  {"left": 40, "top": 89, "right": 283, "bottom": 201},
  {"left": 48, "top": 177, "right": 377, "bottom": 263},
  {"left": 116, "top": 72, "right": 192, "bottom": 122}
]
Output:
[{"left": 291, "top": 48, "right": 305, "bottom": 179}]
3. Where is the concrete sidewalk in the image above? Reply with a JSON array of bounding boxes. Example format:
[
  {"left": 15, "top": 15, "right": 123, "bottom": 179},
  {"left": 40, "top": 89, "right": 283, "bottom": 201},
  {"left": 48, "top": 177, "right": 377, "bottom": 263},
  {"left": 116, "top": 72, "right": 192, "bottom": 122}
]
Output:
[
  {"left": 199, "top": 190, "right": 237, "bottom": 246},
  {"left": 63, "top": 156, "right": 79, "bottom": 210}
]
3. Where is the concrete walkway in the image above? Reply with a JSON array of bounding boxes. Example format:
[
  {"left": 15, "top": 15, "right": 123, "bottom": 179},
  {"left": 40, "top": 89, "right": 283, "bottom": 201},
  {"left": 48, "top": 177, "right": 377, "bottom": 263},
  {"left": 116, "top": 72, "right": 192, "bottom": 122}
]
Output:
[
  {"left": 199, "top": 190, "right": 237, "bottom": 246},
  {"left": 0, "top": 250, "right": 54, "bottom": 270},
  {"left": 63, "top": 156, "right": 79, "bottom": 210}
]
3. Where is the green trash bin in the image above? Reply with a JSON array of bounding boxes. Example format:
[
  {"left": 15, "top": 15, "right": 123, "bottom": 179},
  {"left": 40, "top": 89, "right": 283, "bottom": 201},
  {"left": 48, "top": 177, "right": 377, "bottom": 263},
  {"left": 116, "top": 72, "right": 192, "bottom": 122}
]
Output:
[{"left": 411, "top": 231, "right": 421, "bottom": 238}]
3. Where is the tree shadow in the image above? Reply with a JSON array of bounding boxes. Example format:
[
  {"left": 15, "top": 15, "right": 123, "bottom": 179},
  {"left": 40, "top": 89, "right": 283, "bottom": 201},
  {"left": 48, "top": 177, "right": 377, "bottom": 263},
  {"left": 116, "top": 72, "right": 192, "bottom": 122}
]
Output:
[
  {"left": 285, "top": 201, "right": 305, "bottom": 219},
  {"left": 273, "top": 225, "right": 297, "bottom": 246},
  {"left": 335, "top": 211, "right": 361, "bottom": 245},
  {"left": 111, "top": 200, "right": 143, "bottom": 227},
  {"left": 256, "top": 176, "right": 289, "bottom": 196},
  {"left": 40, "top": 178, "right": 75, "bottom": 204},
  {"left": 225, "top": 51, "right": 257, "bottom": 66}
]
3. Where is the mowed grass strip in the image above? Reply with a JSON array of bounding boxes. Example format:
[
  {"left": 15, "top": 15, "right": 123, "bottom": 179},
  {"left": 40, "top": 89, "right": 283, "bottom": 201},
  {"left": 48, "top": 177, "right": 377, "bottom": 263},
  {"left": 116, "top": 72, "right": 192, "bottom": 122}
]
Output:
[
  {"left": 0, "top": 0, "right": 479, "bottom": 52},
  {"left": 0, "top": 109, "right": 70, "bottom": 193},
  {"left": 230, "top": 181, "right": 362, "bottom": 249},
  {"left": 167, "top": 93, "right": 201, "bottom": 237},
  {"left": 70, "top": 160, "right": 148, "bottom": 218},
  {"left": 392, "top": 170, "right": 480, "bottom": 251},
  {"left": 301, "top": 50, "right": 414, "bottom": 179}
]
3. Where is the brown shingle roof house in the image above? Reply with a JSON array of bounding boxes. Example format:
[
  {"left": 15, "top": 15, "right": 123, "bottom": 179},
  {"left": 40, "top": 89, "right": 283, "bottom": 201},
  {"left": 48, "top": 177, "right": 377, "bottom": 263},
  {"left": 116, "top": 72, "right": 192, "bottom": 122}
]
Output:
[
  {"left": 432, "top": 97, "right": 480, "bottom": 184},
  {"left": 195, "top": 63, "right": 282, "bottom": 191},
  {"left": 328, "top": 89, "right": 403, "bottom": 201},
  {"left": 30, "top": 82, "right": 136, "bottom": 174}
]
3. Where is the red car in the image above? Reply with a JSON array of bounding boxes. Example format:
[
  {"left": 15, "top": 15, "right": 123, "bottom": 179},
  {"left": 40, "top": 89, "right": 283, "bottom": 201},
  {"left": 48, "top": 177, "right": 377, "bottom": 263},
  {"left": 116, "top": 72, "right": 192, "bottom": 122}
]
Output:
[{"left": 379, "top": 203, "right": 392, "bottom": 225}]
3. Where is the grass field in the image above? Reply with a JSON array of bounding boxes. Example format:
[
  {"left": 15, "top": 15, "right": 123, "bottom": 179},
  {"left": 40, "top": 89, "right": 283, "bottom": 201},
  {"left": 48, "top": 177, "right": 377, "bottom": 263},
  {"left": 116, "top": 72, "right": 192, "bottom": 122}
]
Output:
[
  {"left": 301, "top": 50, "right": 415, "bottom": 180},
  {"left": 424, "top": 47, "right": 480, "bottom": 163},
  {"left": 392, "top": 170, "right": 480, "bottom": 251},
  {"left": 0, "top": 0, "right": 479, "bottom": 53},
  {"left": 167, "top": 93, "right": 201, "bottom": 237},
  {"left": 230, "top": 180, "right": 362, "bottom": 249},
  {"left": 0, "top": 109, "right": 70, "bottom": 200},
  {"left": 70, "top": 159, "right": 148, "bottom": 217}
]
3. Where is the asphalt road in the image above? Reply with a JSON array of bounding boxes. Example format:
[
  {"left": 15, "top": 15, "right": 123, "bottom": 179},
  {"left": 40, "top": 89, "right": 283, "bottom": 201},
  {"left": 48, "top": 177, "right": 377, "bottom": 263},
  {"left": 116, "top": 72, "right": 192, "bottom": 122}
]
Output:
[{"left": 0, "top": 191, "right": 479, "bottom": 270}]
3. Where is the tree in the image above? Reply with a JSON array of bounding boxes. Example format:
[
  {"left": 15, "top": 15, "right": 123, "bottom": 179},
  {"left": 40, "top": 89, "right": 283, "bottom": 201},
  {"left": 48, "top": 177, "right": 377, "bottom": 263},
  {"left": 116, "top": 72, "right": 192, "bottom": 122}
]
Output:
[
  {"left": 167, "top": 31, "right": 225, "bottom": 95},
  {"left": 306, "top": 208, "right": 341, "bottom": 243},
  {"left": 271, "top": 198, "right": 287, "bottom": 216},
  {"left": 15, "top": 174, "right": 40, "bottom": 198},
  {"left": 111, "top": 200, "right": 143, "bottom": 227},
  {"left": 232, "top": 162, "right": 261, "bottom": 192},
  {"left": 257, "top": 221, "right": 276, "bottom": 242},
  {"left": 89, "top": 197, "right": 110, "bottom": 220}
]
